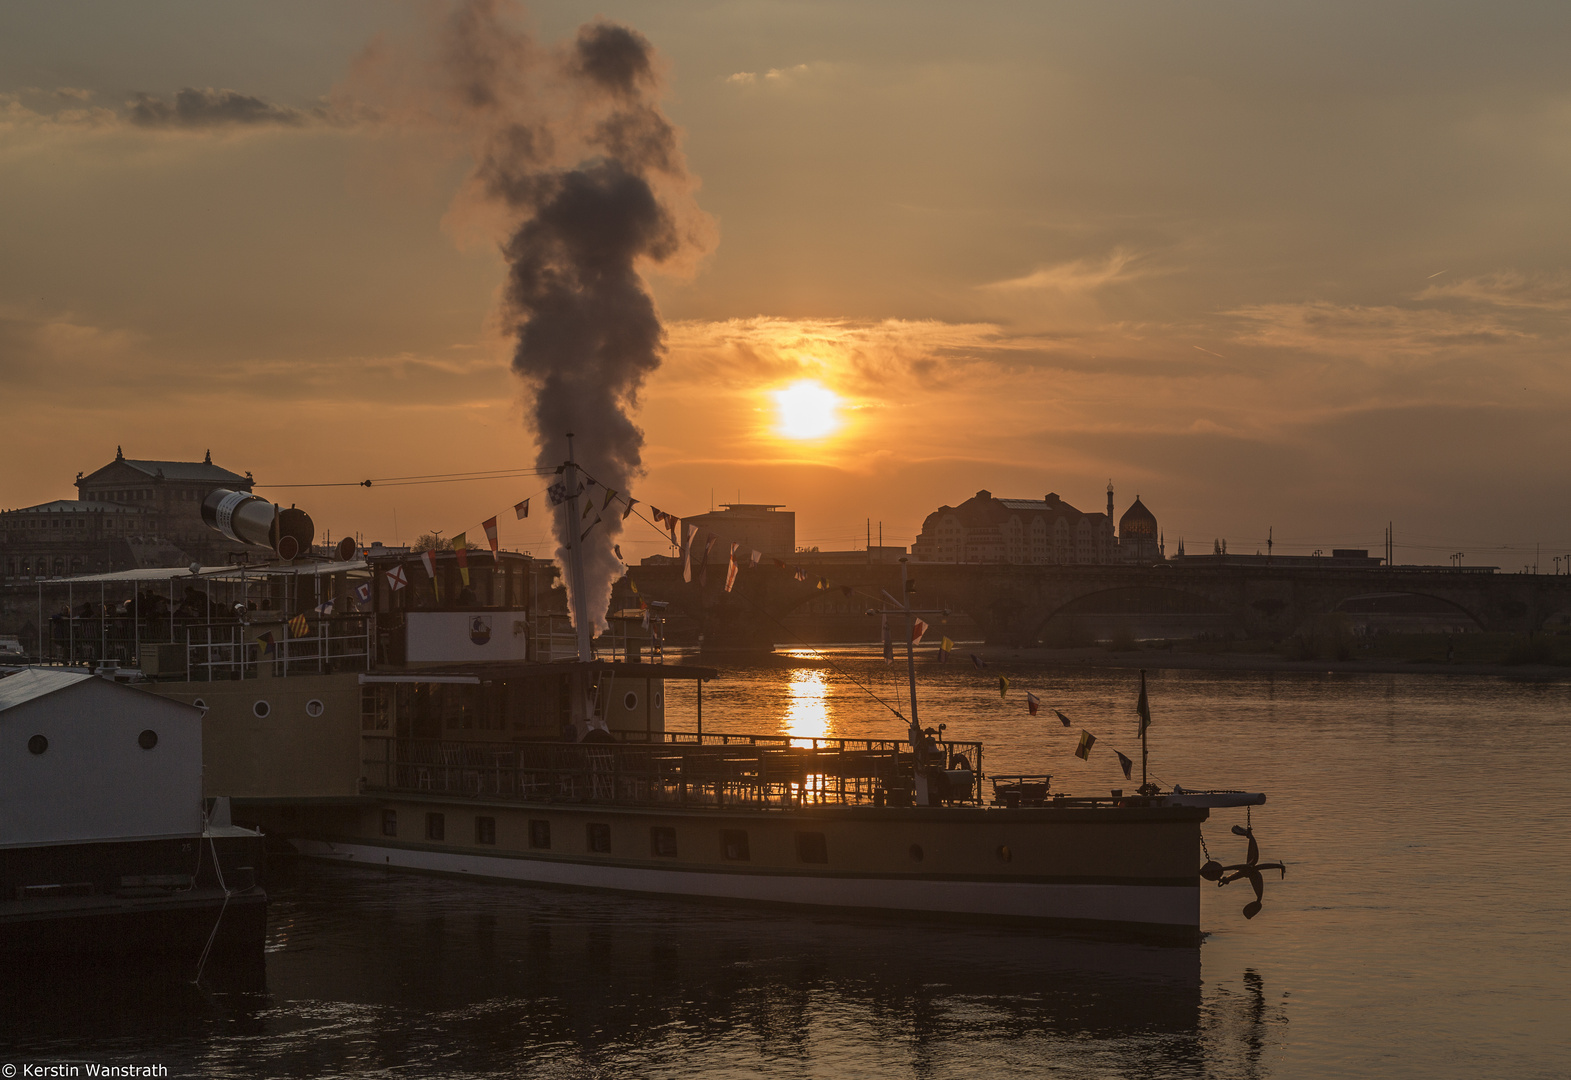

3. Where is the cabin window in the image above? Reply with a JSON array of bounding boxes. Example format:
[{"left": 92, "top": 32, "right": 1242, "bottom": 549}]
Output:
[
  {"left": 586, "top": 823, "right": 612, "bottom": 853},
  {"left": 306, "top": 699, "right": 325, "bottom": 718},
  {"left": 28, "top": 734, "right": 48, "bottom": 755},
  {"left": 426, "top": 812, "right": 445, "bottom": 841},
  {"left": 796, "top": 832, "right": 828, "bottom": 864},
  {"left": 253, "top": 700, "right": 270, "bottom": 719},
  {"left": 721, "top": 830, "right": 750, "bottom": 861},
  {"left": 623, "top": 691, "right": 638, "bottom": 711},
  {"left": 138, "top": 729, "right": 158, "bottom": 750},
  {"left": 475, "top": 816, "right": 496, "bottom": 845},
  {"left": 361, "top": 685, "right": 387, "bottom": 731},
  {"left": 381, "top": 810, "right": 397, "bottom": 837},
  {"left": 528, "top": 819, "right": 551, "bottom": 849},
  {"left": 650, "top": 826, "right": 678, "bottom": 857}
]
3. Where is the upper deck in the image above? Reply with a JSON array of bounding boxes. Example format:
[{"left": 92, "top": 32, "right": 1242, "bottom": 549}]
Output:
[{"left": 20, "top": 549, "right": 664, "bottom": 679}]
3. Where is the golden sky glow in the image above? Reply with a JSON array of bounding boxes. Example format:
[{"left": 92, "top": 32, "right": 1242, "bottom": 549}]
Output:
[{"left": 4, "top": 2, "right": 1571, "bottom": 566}]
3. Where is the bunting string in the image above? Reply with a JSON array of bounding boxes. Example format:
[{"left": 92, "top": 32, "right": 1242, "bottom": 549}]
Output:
[{"left": 372, "top": 460, "right": 1169, "bottom": 789}]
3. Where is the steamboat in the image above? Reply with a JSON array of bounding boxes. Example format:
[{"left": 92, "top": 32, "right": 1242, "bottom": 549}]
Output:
[{"left": 35, "top": 446, "right": 1276, "bottom": 940}]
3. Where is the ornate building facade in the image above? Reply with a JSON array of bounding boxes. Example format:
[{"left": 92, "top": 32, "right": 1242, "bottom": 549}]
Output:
[
  {"left": 1, "top": 448, "right": 254, "bottom": 580},
  {"left": 910, "top": 486, "right": 1164, "bottom": 565}
]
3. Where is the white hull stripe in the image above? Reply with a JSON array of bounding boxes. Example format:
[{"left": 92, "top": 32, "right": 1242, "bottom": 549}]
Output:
[{"left": 294, "top": 839, "right": 1199, "bottom": 929}]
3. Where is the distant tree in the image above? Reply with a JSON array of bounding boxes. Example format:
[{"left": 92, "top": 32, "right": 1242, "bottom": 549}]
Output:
[{"left": 413, "top": 532, "right": 452, "bottom": 552}]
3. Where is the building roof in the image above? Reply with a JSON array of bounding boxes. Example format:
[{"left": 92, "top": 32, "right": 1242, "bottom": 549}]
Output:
[
  {"left": 119, "top": 458, "right": 249, "bottom": 483},
  {"left": 1119, "top": 497, "right": 1158, "bottom": 537},
  {"left": 4, "top": 500, "right": 140, "bottom": 515},
  {"left": 0, "top": 669, "right": 95, "bottom": 713},
  {"left": 998, "top": 498, "right": 1073, "bottom": 512}
]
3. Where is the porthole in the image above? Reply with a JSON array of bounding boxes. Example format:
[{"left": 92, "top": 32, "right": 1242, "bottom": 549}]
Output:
[
  {"left": 28, "top": 734, "right": 48, "bottom": 755},
  {"left": 654, "top": 691, "right": 664, "bottom": 708},
  {"left": 908, "top": 844, "right": 924, "bottom": 862},
  {"left": 996, "top": 845, "right": 1012, "bottom": 863},
  {"left": 253, "top": 700, "right": 271, "bottom": 719},
  {"left": 138, "top": 729, "right": 158, "bottom": 750},
  {"left": 306, "top": 699, "right": 325, "bottom": 718},
  {"left": 623, "top": 691, "right": 638, "bottom": 711},
  {"left": 192, "top": 698, "right": 207, "bottom": 711}
]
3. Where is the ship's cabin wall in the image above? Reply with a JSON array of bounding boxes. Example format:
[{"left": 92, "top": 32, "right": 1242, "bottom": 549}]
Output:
[
  {"left": 149, "top": 672, "right": 361, "bottom": 800},
  {"left": 361, "top": 671, "right": 667, "bottom": 743}
]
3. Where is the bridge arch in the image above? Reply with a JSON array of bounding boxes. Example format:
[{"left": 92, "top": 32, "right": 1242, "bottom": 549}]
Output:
[
  {"left": 1028, "top": 585, "right": 1235, "bottom": 645},
  {"left": 1330, "top": 591, "right": 1485, "bottom": 633}
]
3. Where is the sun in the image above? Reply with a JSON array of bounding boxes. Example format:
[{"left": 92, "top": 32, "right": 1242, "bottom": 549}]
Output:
[{"left": 772, "top": 380, "right": 842, "bottom": 440}]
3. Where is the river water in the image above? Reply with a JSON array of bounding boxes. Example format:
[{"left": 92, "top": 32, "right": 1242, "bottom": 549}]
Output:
[{"left": 2, "top": 652, "right": 1567, "bottom": 1079}]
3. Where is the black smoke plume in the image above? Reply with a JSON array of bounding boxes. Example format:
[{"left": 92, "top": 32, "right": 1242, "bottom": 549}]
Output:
[{"left": 390, "top": 2, "right": 711, "bottom": 634}]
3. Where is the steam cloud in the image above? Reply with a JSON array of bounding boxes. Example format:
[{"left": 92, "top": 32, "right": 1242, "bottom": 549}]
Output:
[{"left": 412, "top": 1, "right": 712, "bottom": 634}]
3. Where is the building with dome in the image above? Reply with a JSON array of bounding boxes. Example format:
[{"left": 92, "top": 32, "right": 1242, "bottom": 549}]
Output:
[
  {"left": 911, "top": 485, "right": 1163, "bottom": 565},
  {"left": 1118, "top": 497, "right": 1160, "bottom": 562}
]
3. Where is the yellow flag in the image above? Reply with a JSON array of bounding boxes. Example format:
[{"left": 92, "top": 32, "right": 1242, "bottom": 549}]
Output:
[{"left": 1075, "top": 730, "right": 1096, "bottom": 760}]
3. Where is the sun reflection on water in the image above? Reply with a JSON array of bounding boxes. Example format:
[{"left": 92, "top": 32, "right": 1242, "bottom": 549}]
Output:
[{"left": 784, "top": 666, "right": 831, "bottom": 744}]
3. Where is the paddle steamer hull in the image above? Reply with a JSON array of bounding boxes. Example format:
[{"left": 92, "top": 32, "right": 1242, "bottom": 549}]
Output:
[{"left": 278, "top": 797, "right": 1207, "bottom": 939}]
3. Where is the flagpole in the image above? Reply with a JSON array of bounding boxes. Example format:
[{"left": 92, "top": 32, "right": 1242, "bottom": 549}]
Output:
[
  {"left": 562, "top": 433, "right": 593, "bottom": 663},
  {"left": 901, "top": 557, "right": 918, "bottom": 730},
  {"left": 1140, "top": 668, "right": 1148, "bottom": 789}
]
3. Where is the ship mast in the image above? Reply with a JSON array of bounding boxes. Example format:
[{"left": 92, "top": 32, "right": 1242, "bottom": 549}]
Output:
[
  {"left": 561, "top": 433, "right": 608, "bottom": 742},
  {"left": 561, "top": 433, "right": 593, "bottom": 663},
  {"left": 869, "top": 558, "right": 948, "bottom": 804}
]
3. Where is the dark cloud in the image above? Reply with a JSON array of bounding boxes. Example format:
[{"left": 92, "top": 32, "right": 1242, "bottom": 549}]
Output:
[{"left": 126, "top": 87, "right": 308, "bottom": 128}]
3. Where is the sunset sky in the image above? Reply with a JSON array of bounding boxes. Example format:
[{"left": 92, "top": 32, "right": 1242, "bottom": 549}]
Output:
[{"left": 4, "top": 1, "right": 1571, "bottom": 567}]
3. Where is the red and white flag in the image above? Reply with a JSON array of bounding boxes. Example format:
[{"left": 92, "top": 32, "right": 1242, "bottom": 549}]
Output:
[
  {"left": 482, "top": 516, "right": 499, "bottom": 557},
  {"left": 911, "top": 618, "right": 929, "bottom": 646},
  {"left": 725, "top": 543, "right": 740, "bottom": 593},
  {"left": 385, "top": 565, "right": 408, "bottom": 591},
  {"left": 1026, "top": 692, "right": 1040, "bottom": 716}
]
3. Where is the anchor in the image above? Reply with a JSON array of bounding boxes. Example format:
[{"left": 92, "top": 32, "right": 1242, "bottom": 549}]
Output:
[{"left": 1200, "top": 824, "right": 1286, "bottom": 919}]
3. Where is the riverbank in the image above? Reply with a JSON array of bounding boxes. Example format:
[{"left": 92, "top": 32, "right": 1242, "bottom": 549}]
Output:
[{"left": 961, "top": 642, "right": 1571, "bottom": 679}]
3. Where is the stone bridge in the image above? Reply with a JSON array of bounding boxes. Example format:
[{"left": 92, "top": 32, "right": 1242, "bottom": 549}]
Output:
[{"left": 625, "top": 559, "right": 1571, "bottom": 651}]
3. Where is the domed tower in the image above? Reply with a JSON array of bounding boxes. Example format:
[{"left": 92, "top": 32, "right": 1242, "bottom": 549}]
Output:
[{"left": 1118, "top": 496, "right": 1160, "bottom": 563}]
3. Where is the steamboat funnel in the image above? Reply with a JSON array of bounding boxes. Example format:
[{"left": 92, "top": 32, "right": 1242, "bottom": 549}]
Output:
[{"left": 202, "top": 489, "right": 315, "bottom": 560}]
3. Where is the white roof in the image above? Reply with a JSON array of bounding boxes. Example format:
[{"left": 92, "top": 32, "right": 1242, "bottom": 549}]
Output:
[
  {"left": 0, "top": 669, "right": 94, "bottom": 713},
  {"left": 45, "top": 559, "right": 369, "bottom": 585}
]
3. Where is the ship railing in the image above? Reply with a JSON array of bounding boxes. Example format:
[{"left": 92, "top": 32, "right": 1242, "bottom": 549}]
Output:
[
  {"left": 183, "top": 616, "right": 373, "bottom": 681},
  {"left": 531, "top": 612, "right": 661, "bottom": 664},
  {"left": 362, "top": 733, "right": 985, "bottom": 808}
]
